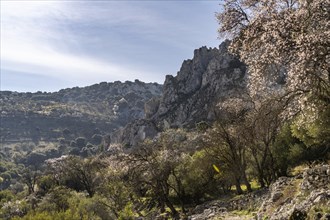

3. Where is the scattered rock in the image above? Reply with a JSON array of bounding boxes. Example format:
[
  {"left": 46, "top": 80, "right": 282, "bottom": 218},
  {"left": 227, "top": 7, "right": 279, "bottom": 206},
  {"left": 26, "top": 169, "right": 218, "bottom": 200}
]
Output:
[{"left": 188, "top": 165, "right": 330, "bottom": 220}]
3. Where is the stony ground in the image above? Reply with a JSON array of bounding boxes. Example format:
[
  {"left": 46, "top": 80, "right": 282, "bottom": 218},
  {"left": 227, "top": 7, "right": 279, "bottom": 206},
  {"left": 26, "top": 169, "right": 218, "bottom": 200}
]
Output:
[{"left": 188, "top": 164, "right": 330, "bottom": 220}]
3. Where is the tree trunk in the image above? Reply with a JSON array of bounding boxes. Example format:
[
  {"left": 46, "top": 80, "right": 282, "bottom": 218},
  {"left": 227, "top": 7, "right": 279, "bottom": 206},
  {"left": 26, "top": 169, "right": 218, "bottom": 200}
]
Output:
[
  {"left": 235, "top": 178, "right": 243, "bottom": 194},
  {"left": 259, "top": 176, "right": 266, "bottom": 188},
  {"left": 242, "top": 172, "right": 252, "bottom": 192},
  {"left": 164, "top": 197, "right": 180, "bottom": 220},
  {"left": 251, "top": 151, "right": 266, "bottom": 188},
  {"left": 159, "top": 198, "right": 165, "bottom": 213}
]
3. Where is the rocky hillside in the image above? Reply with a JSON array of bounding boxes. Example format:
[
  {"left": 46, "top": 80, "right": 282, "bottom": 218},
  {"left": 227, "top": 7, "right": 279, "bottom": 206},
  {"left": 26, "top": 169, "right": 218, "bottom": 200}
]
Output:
[
  {"left": 1, "top": 41, "right": 247, "bottom": 149},
  {"left": 0, "top": 80, "right": 162, "bottom": 144},
  {"left": 152, "top": 40, "right": 246, "bottom": 128},
  {"left": 188, "top": 164, "right": 330, "bottom": 220},
  {"left": 115, "top": 40, "right": 247, "bottom": 147}
]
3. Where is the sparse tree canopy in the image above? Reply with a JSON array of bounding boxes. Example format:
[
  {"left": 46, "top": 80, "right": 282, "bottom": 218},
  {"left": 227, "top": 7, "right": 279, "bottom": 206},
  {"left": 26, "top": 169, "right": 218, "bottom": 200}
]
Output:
[{"left": 217, "top": 0, "right": 330, "bottom": 102}]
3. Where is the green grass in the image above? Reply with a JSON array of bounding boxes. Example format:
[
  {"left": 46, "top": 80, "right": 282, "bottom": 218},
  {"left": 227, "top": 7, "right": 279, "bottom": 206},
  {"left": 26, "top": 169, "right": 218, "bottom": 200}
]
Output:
[
  {"left": 231, "top": 179, "right": 261, "bottom": 193},
  {"left": 231, "top": 209, "right": 252, "bottom": 216}
]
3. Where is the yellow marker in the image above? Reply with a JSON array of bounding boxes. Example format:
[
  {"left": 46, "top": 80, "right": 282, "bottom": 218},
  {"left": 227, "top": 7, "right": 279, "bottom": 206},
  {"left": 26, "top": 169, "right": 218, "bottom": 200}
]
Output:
[{"left": 213, "top": 164, "right": 220, "bottom": 173}]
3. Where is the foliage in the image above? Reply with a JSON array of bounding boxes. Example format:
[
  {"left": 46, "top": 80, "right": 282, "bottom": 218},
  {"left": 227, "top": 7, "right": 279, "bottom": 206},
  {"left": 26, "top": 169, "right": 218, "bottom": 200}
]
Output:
[
  {"left": 217, "top": 0, "right": 329, "bottom": 188},
  {"left": 0, "top": 2, "right": 328, "bottom": 218},
  {"left": 118, "top": 202, "right": 137, "bottom": 220},
  {"left": 46, "top": 156, "right": 105, "bottom": 197},
  {"left": 203, "top": 119, "right": 251, "bottom": 193},
  {"left": 0, "top": 190, "right": 14, "bottom": 204},
  {"left": 122, "top": 130, "right": 188, "bottom": 219},
  {"left": 174, "top": 150, "right": 224, "bottom": 202},
  {"left": 217, "top": 0, "right": 330, "bottom": 103}
]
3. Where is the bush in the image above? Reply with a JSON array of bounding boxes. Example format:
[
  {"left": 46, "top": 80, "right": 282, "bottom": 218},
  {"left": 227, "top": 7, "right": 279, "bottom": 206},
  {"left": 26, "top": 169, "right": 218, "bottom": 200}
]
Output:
[
  {"left": 25, "top": 152, "right": 47, "bottom": 166},
  {"left": 70, "top": 141, "right": 77, "bottom": 148},
  {"left": 38, "top": 175, "right": 55, "bottom": 195},
  {"left": 75, "top": 137, "right": 86, "bottom": 148},
  {"left": 91, "top": 134, "right": 103, "bottom": 145},
  {"left": 0, "top": 190, "right": 14, "bottom": 204}
]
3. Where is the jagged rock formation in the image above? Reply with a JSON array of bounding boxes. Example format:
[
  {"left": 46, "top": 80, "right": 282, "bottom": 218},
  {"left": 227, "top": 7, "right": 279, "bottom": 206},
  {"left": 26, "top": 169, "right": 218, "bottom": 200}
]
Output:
[
  {"left": 0, "top": 80, "right": 162, "bottom": 144},
  {"left": 116, "top": 41, "right": 247, "bottom": 147},
  {"left": 149, "top": 40, "right": 246, "bottom": 128}
]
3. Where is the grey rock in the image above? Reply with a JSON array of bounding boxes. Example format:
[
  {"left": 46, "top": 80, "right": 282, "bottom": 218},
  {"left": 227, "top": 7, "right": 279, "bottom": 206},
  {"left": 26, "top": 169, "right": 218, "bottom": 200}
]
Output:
[
  {"left": 272, "top": 192, "right": 283, "bottom": 202},
  {"left": 144, "top": 97, "right": 160, "bottom": 118},
  {"left": 153, "top": 40, "right": 246, "bottom": 128},
  {"left": 115, "top": 119, "right": 159, "bottom": 148},
  {"left": 257, "top": 165, "right": 330, "bottom": 220},
  {"left": 114, "top": 41, "right": 247, "bottom": 147},
  {"left": 192, "top": 204, "right": 205, "bottom": 214}
]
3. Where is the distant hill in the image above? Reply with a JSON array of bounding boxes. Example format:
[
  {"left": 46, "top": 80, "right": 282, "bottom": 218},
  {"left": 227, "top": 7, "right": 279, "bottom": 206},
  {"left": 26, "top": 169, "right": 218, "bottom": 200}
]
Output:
[
  {"left": 0, "top": 41, "right": 248, "bottom": 156},
  {"left": 0, "top": 80, "right": 162, "bottom": 145}
]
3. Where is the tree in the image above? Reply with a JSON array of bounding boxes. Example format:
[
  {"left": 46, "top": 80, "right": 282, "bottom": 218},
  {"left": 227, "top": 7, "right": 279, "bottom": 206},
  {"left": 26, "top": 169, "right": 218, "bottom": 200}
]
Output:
[
  {"left": 203, "top": 97, "right": 255, "bottom": 194},
  {"left": 216, "top": 0, "right": 330, "bottom": 179},
  {"left": 21, "top": 166, "right": 40, "bottom": 195},
  {"left": 242, "top": 99, "right": 284, "bottom": 187},
  {"left": 290, "top": 105, "right": 330, "bottom": 162},
  {"left": 75, "top": 137, "right": 86, "bottom": 148},
  {"left": 204, "top": 121, "right": 251, "bottom": 194},
  {"left": 122, "top": 129, "right": 193, "bottom": 219},
  {"left": 46, "top": 156, "right": 105, "bottom": 197},
  {"left": 217, "top": 0, "right": 330, "bottom": 104},
  {"left": 174, "top": 149, "right": 230, "bottom": 203},
  {"left": 96, "top": 168, "right": 134, "bottom": 219},
  {"left": 213, "top": 96, "right": 286, "bottom": 187}
]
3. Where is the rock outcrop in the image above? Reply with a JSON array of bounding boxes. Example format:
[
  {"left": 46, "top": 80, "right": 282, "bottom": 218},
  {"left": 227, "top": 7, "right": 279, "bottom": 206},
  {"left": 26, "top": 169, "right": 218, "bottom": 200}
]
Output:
[
  {"left": 1, "top": 40, "right": 247, "bottom": 149},
  {"left": 257, "top": 164, "right": 330, "bottom": 220},
  {"left": 149, "top": 40, "right": 246, "bottom": 128},
  {"left": 111, "top": 119, "right": 160, "bottom": 148},
  {"left": 115, "top": 41, "right": 247, "bottom": 147},
  {"left": 188, "top": 164, "right": 330, "bottom": 220}
]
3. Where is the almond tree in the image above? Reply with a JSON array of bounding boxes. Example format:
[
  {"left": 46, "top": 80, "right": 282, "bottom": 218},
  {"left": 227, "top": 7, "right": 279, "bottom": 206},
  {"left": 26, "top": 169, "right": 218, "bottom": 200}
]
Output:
[
  {"left": 242, "top": 99, "right": 284, "bottom": 186},
  {"left": 205, "top": 97, "right": 254, "bottom": 194},
  {"left": 216, "top": 0, "right": 330, "bottom": 174},
  {"left": 214, "top": 96, "right": 286, "bottom": 187},
  {"left": 217, "top": 0, "right": 329, "bottom": 105}
]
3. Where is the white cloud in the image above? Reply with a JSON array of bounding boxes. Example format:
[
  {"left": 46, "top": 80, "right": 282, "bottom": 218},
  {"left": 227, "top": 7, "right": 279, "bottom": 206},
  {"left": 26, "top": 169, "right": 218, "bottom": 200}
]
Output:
[
  {"left": 0, "top": 1, "right": 162, "bottom": 88},
  {"left": 1, "top": 0, "right": 220, "bottom": 92},
  {"left": 2, "top": 38, "right": 134, "bottom": 82}
]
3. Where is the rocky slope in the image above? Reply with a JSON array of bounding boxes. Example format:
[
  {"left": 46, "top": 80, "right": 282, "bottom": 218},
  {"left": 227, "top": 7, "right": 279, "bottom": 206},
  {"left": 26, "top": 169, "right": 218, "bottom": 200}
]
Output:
[
  {"left": 188, "top": 164, "right": 330, "bottom": 220},
  {"left": 1, "top": 41, "right": 247, "bottom": 149},
  {"left": 152, "top": 40, "right": 246, "bottom": 128},
  {"left": 116, "top": 40, "right": 247, "bottom": 147},
  {"left": 0, "top": 80, "right": 162, "bottom": 144}
]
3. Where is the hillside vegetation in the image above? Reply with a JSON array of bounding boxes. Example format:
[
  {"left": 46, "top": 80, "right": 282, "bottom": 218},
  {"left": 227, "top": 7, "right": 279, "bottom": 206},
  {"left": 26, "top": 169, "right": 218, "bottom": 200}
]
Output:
[{"left": 0, "top": 0, "right": 329, "bottom": 219}]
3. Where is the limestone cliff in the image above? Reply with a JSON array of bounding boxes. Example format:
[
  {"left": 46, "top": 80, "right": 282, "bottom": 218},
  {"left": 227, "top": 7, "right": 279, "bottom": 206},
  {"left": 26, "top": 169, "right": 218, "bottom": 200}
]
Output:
[
  {"left": 151, "top": 40, "right": 246, "bottom": 128},
  {"left": 117, "top": 41, "right": 247, "bottom": 147}
]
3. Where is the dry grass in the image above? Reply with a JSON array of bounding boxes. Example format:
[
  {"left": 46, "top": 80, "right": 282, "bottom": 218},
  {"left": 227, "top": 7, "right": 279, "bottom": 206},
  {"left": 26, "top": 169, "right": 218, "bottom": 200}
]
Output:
[{"left": 289, "top": 164, "right": 308, "bottom": 176}]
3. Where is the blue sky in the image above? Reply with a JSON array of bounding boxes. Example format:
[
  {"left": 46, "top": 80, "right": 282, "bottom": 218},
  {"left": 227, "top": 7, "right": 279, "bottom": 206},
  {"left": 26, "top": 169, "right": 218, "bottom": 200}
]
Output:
[{"left": 1, "top": 0, "right": 222, "bottom": 92}]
